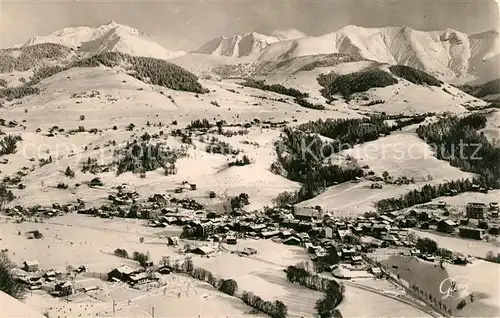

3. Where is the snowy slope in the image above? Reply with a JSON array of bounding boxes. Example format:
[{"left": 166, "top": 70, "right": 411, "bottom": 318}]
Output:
[
  {"left": 22, "top": 21, "right": 185, "bottom": 60},
  {"left": 258, "top": 25, "right": 500, "bottom": 83},
  {"left": 193, "top": 32, "right": 282, "bottom": 58},
  {"left": 0, "top": 291, "right": 46, "bottom": 318}
]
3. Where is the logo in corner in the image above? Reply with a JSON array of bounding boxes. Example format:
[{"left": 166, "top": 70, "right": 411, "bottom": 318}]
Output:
[{"left": 439, "top": 275, "right": 472, "bottom": 300}]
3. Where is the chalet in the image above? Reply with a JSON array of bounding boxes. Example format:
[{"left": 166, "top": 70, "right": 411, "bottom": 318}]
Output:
[
  {"left": 141, "top": 209, "right": 159, "bottom": 220},
  {"left": 226, "top": 235, "right": 237, "bottom": 245},
  {"left": 370, "top": 267, "right": 383, "bottom": 278},
  {"left": 53, "top": 282, "right": 73, "bottom": 297},
  {"left": 167, "top": 236, "right": 179, "bottom": 246},
  {"left": 437, "top": 201, "right": 447, "bottom": 209},
  {"left": 260, "top": 230, "right": 281, "bottom": 239},
  {"left": 458, "top": 227, "right": 484, "bottom": 240},
  {"left": 129, "top": 272, "right": 149, "bottom": 285},
  {"left": 490, "top": 202, "right": 499, "bottom": 211},
  {"left": 23, "top": 260, "right": 39, "bottom": 272},
  {"left": 158, "top": 266, "right": 171, "bottom": 274},
  {"left": 478, "top": 220, "right": 489, "bottom": 229},
  {"left": 420, "top": 222, "right": 430, "bottom": 230},
  {"left": 43, "top": 271, "right": 57, "bottom": 282},
  {"left": 417, "top": 211, "right": 429, "bottom": 222},
  {"left": 341, "top": 247, "right": 356, "bottom": 260},
  {"left": 282, "top": 236, "right": 301, "bottom": 246},
  {"left": 466, "top": 202, "right": 487, "bottom": 219},
  {"left": 371, "top": 224, "right": 388, "bottom": 238},
  {"left": 25, "top": 276, "right": 43, "bottom": 290},
  {"left": 293, "top": 206, "right": 318, "bottom": 221},
  {"left": 107, "top": 265, "right": 137, "bottom": 282},
  {"left": 337, "top": 229, "right": 352, "bottom": 240},
  {"left": 489, "top": 227, "right": 500, "bottom": 235},
  {"left": 351, "top": 255, "right": 363, "bottom": 265},
  {"left": 280, "top": 230, "right": 293, "bottom": 239},
  {"left": 148, "top": 194, "right": 169, "bottom": 206},
  {"left": 191, "top": 246, "right": 215, "bottom": 256},
  {"left": 437, "top": 219, "right": 456, "bottom": 234},
  {"left": 379, "top": 215, "right": 394, "bottom": 223},
  {"left": 294, "top": 232, "right": 310, "bottom": 243},
  {"left": 324, "top": 226, "right": 334, "bottom": 239}
]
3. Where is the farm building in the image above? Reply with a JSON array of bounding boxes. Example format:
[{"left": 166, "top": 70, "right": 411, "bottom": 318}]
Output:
[
  {"left": 458, "top": 227, "right": 485, "bottom": 240},
  {"left": 23, "top": 260, "right": 39, "bottom": 272},
  {"left": 437, "top": 219, "right": 456, "bottom": 234},
  {"left": 293, "top": 206, "right": 319, "bottom": 221},
  {"left": 53, "top": 281, "right": 73, "bottom": 297},
  {"left": 107, "top": 265, "right": 137, "bottom": 282},
  {"left": 191, "top": 246, "right": 215, "bottom": 256},
  {"left": 226, "top": 235, "right": 237, "bottom": 245},
  {"left": 282, "top": 236, "right": 301, "bottom": 246}
]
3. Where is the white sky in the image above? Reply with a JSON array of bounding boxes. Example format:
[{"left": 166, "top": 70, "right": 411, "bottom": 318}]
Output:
[{"left": 0, "top": 0, "right": 498, "bottom": 50}]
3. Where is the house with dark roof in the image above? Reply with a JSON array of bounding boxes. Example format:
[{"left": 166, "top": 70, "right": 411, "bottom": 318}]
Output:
[{"left": 437, "top": 219, "right": 456, "bottom": 234}]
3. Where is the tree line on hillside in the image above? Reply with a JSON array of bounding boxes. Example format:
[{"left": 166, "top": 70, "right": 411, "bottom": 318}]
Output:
[
  {"left": 240, "top": 79, "right": 325, "bottom": 110},
  {"left": 240, "top": 79, "right": 309, "bottom": 99},
  {"left": 0, "top": 43, "right": 72, "bottom": 73},
  {"left": 388, "top": 65, "right": 442, "bottom": 87},
  {"left": 1, "top": 50, "right": 210, "bottom": 101},
  {"left": 416, "top": 113, "right": 500, "bottom": 188},
  {"left": 275, "top": 127, "right": 363, "bottom": 202},
  {"left": 297, "top": 114, "right": 428, "bottom": 147},
  {"left": 375, "top": 177, "right": 488, "bottom": 212},
  {"left": 455, "top": 79, "right": 500, "bottom": 99},
  {"left": 317, "top": 69, "right": 398, "bottom": 101}
]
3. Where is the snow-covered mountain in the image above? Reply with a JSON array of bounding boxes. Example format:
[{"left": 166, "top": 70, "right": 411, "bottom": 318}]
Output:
[
  {"left": 193, "top": 32, "right": 284, "bottom": 58},
  {"left": 22, "top": 21, "right": 186, "bottom": 60},
  {"left": 257, "top": 25, "right": 500, "bottom": 83}
]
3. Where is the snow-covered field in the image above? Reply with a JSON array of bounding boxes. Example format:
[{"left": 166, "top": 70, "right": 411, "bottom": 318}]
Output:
[{"left": 296, "top": 129, "right": 474, "bottom": 215}]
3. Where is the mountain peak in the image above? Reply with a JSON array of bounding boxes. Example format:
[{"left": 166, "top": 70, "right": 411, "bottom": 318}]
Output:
[
  {"left": 22, "top": 22, "right": 185, "bottom": 60},
  {"left": 194, "top": 31, "right": 282, "bottom": 57}
]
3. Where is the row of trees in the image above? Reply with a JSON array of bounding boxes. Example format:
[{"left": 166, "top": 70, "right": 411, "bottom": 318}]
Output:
[
  {"left": 416, "top": 113, "right": 500, "bottom": 188},
  {"left": 240, "top": 79, "right": 309, "bottom": 99},
  {"left": 388, "top": 65, "right": 442, "bottom": 87},
  {"left": 297, "top": 114, "right": 428, "bottom": 147},
  {"left": 241, "top": 291, "right": 288, "bottom": 318},
  {"left": 375, "top": 177, "right": 486, "bottom": 212},
  {"left": 113, "top": 248, "right": 150, "bottom": 267},
  {"left": 285, "top": 265, "right": 344, "bottom": 318},
  {"left": 177, "top": 258, "right": 287, "bottom": 318}
]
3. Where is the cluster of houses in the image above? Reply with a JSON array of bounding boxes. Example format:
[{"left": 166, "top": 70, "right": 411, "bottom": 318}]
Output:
[
  {"left": 4, "top": 200, "right": 86, "bottom": 219},
  {"left": 15, "top": 261, "right": 80, "bottom": 297},
  {"left": 410, "top": 201, "right": 500, "bottom": 240}
]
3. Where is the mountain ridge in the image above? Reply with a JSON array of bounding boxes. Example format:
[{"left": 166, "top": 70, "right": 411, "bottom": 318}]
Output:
[
  {"left": 256, "top": 25, "right": 499, "bottom": 84},
  {"left": 22, "top": 21, "right": 186, "bottom": 60},
  {"left": 193, "top": 32, "right": 283, "bottom": 58}
]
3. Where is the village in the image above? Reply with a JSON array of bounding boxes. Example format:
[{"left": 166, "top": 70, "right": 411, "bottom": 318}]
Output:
[{"left": 1, "top": 179, "right": 499, "bottom": 317}]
